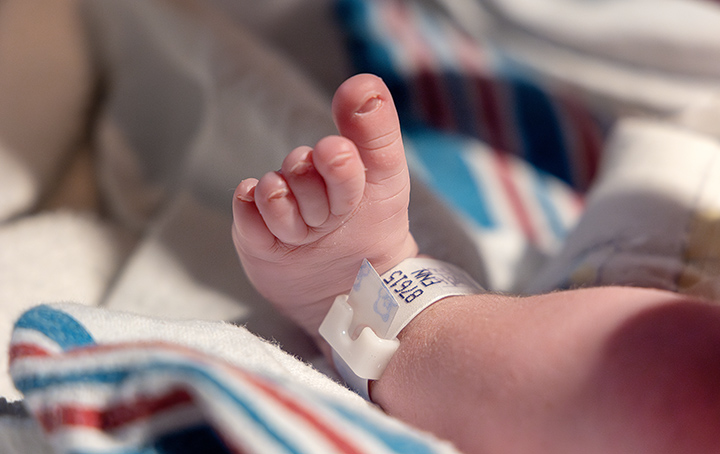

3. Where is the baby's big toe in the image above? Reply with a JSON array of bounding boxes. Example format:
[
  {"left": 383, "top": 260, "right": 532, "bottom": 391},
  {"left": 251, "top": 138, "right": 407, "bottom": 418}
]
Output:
[{"left": 331, "top": 74, "right": 408, "bottom": 186}]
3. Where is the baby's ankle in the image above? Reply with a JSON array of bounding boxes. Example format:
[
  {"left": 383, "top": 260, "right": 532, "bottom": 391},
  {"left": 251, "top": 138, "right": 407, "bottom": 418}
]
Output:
[{"left": 299, "top": 240, "right": 420, "bottom": 336}]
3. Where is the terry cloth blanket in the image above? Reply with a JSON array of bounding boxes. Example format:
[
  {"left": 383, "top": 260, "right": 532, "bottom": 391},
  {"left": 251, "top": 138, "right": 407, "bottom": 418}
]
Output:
[
  {"left": 3, "top": 0, "right": 720, "bottom": 453},
  {"left": 9, "top": 303, "right": 459, "bottom": 454}
]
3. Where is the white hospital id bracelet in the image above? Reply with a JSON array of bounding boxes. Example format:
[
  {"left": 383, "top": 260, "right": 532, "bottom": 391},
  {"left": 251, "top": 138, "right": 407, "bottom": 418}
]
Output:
[{"left": 319, "top": 258, "right": 483, "bottom": 399}]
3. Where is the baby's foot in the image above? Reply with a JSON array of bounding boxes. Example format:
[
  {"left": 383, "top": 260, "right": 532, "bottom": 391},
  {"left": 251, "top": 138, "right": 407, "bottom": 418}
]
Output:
[{"left": 232, "top": 74, "right": 418, "bottom": 340}]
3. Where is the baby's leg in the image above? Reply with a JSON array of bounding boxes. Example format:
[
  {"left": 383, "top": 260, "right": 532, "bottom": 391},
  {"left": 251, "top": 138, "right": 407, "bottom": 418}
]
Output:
[
  {"left": 232, "top": 74, "right": 418, "bottom": 339},
  {"left": 372, "top": 286, "right": 720, "bottom": 454}
]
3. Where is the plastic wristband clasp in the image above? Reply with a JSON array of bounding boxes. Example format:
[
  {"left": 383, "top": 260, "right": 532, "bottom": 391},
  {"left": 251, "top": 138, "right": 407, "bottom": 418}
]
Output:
[{"left": 319, "top": 258, "right": 483, "bottom": 399}]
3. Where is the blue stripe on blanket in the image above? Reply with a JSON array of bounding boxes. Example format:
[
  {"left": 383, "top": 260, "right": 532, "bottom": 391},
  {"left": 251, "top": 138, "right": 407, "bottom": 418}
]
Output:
[
  {"left": 406, "top": 129, "right": 495, "bottom": 228},
  {"left": 328, "top": 402, "right": 436, "bottom": 454},
  {"left": 14, "top": 368, "right": 132, "bottom": 395},
  {"left": 14, "top": 305, "right": 94, "bottom": 351},
  {"left": 510, "top": 78, "right": 571, "bottom": 185}
]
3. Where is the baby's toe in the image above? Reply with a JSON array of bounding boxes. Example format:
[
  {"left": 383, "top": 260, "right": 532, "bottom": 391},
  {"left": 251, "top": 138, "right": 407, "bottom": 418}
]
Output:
[
  {"left": 253, "top": 171, "right": 309, "bottom": 245},
  {"left": 232, "top": 178, "right": 277, "bottom": 254},
  {"left": 281, "top": 146, "right": 330, "bottom": 227},
  {"left": 331, "top": 74, "right": 408, "bottom": 187},
  {"left": 311, "top": 135, "right": 366, "bottom": 219}
]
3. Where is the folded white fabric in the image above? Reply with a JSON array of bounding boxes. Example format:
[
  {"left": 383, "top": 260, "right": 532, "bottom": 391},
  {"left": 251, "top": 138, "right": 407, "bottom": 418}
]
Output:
[
  {"left": 527, "top": 117, "right": 720, "bottom": 298},
  {"left": 484, "top": 0, "right": 720, "bottom": 75},
  {"left": 9, "top": 303, "right": 461, "bottom": 454},
  {"left": 439, "top": 0, "right": 720, "bottom": 115}
]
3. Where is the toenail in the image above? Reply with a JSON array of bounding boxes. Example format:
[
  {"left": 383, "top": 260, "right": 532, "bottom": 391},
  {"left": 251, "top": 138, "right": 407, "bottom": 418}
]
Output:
[
  {"left": 356, "top": 95, "right": 382, "bottom": 115},
  {"left": 236, "top": 192, "right": 254, "bottom": 202},
  {"left": 290, "top": 159, "right": 313, "bottom": 176},
  {"left": 236, "top": 182, "right": 256, "bottom": 202},
  {"left": 329, "top": 150, "right": 353, "bottom": 167},
  {"left": 267, "top": 187, "right": 289, "bottom": 200}
]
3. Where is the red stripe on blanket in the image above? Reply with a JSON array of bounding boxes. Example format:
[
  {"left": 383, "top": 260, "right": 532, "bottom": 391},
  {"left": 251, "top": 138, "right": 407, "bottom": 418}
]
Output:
[
  {"left": 558, "top": 96, "right": 601, "bottom": 191},
  {"left": 9, "top": 343, "right": 51, "bottom": 361},
  {"left": 23, "top": 339, "right": 205, "bottom": 359},
  {"left": 36, "top": 387, "right": 194, "bottom": 433},
  {"left": 493, "top": 151, "right": 538, "bottom": 243},
  {"left": 417, "top": 69, "right": 454, "bottom": 130},
  {"left": 240, "top": 372, "right": 368, "bottom": 454},
  {"left": 474, "top": 78, "right": 506, "bottom": 150}
]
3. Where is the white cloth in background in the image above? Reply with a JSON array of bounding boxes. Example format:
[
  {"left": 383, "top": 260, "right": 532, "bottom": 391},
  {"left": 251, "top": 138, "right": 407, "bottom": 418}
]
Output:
[
  {"left": 439, "top": 0, "right": 720, "bottom": 116},
  {"left": 527, "top": 116, "right": 720, "bottom": 298}
]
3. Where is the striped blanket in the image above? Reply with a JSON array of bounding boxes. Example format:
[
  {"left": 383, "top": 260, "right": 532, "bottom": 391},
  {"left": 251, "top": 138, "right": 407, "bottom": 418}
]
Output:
[{"left": 10, "top": 304, "right": 459, "bottom": 454}]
